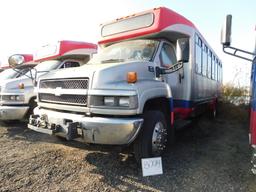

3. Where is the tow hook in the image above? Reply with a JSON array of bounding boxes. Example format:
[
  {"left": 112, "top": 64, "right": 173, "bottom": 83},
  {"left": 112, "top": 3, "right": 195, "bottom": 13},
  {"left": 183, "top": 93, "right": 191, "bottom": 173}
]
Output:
[{"left": 65, "top": 122, "right": 80, "bottom": 141}]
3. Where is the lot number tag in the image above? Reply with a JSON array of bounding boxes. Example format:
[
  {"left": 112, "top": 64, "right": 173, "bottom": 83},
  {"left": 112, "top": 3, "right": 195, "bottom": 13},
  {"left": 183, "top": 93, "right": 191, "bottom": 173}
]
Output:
[{"left": 141, "top": 157, "right": 163, "bottom": 177}]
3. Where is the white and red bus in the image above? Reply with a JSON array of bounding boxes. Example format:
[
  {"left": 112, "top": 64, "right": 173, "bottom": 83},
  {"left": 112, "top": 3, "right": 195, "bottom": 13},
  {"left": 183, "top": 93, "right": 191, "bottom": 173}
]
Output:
[{"left": 28, "top": 7, "right": 222, "bottom": 160}]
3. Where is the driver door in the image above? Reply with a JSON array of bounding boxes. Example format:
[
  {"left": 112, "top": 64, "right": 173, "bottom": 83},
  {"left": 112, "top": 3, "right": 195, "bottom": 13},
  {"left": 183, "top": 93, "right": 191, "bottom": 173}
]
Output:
[{"left": 159, "top": 42, "right": 182, "bottom": 100}]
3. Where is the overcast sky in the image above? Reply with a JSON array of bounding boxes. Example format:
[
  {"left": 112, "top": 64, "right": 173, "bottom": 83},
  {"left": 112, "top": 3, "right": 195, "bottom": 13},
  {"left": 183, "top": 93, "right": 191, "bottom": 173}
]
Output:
[{"left": 0, "top": 0, "right": 255, "bottom": 86}]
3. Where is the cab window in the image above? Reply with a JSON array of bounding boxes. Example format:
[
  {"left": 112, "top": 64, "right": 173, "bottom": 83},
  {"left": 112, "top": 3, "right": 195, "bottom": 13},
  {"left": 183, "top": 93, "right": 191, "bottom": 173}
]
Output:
[
  {"left": 160, "top": 43, "right": 177, "bottom": 68},
  {"left": 60, "top": 61, "right": 80, "bottom": 69}
]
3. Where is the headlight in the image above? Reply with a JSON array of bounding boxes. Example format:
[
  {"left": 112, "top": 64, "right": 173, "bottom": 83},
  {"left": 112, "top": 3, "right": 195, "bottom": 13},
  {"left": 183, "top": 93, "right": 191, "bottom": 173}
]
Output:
[
  {"left": 119, "top": 97, "right": 130, "bottom": 107},
  {"left": 2, "top": 95, "right": 25, "bottom": 101},
  {"left": 10, "top": 96, "right": 16, "bottom": 100},
  {"left": 103, "top": 97, "right": 115, "bottom": 106},
  {"left": 89, "top": 95, "right": 137, "bottom": 109}
]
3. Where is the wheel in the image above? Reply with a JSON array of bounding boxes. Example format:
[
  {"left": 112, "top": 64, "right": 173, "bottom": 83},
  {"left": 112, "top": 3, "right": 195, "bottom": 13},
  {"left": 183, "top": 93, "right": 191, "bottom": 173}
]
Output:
[
  {"left": 133, "top": 110, "right": 170, "bottom": 162},
  {"left": 251, "top": 148, "right": 256, "bottom": 175},
  {"left": 212, "top": 107, "right": 217, "bottom": 118},
  {"left": 209, "top": 102, "right": 217, "bottom": 119}
]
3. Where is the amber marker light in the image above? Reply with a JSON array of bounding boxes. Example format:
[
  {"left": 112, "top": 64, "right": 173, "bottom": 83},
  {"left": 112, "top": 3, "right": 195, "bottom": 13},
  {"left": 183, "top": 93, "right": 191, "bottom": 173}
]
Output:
[
  {"left": 18, "top": 83, "right": 25, "bottom": 89},
  {"left": 127, "top": 72, "right": 137, "bottom": 83}
]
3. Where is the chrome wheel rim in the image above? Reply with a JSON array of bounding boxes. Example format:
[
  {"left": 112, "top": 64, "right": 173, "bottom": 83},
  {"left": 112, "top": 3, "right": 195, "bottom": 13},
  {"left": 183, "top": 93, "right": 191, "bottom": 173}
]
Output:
[
  {"left": 213, "top": 108, "right": 216, "bottom": 118},
  {"left": 152, "top": 122, "right": 168, "bottom": 155}
]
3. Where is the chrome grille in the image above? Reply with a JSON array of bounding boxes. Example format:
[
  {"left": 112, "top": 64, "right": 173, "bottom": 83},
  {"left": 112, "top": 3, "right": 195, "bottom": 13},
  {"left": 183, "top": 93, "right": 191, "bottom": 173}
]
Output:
[
  {"left": 40, "top": 79, "right": 88, "bottom": 89},
  {"left": 39, "top": 93, "right": 87, "bottom": 106}
]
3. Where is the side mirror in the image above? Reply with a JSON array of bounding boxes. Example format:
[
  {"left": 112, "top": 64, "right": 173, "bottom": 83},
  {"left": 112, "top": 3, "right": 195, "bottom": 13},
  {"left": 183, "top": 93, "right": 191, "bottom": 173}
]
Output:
[
  {"left": 8, "top": 54, "right": 25, "bottom": 68},
  {"left": 176, "top": 38, "right": 189, "bottom": 62},
  {"left": 221, "top": 14, "right": 232, "bottom": 46}
]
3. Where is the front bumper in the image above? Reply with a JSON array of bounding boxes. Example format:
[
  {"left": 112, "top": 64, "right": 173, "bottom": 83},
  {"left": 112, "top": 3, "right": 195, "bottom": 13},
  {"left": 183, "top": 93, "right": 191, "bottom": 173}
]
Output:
[
  {"left": 0, "top": 105, "right": 29, "bottom": 120},
  {"left": 28, "top": 107, "right": 144, "bottom": 145}
]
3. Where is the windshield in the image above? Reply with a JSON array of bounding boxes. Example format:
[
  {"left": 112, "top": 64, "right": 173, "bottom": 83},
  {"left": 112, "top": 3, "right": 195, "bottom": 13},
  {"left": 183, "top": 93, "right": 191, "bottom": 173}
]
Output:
[
  {"left": 34, "top": 60, "right": 61, "bottom": 71},
  {"left": 89, "top": 39, "right": 159, "bottom": 64},
  {"left": 25, "top": 60, "right": 61, "bottom": 77},
  {"left": 0, "top": 68, "right": 19, "bottom": 81}
]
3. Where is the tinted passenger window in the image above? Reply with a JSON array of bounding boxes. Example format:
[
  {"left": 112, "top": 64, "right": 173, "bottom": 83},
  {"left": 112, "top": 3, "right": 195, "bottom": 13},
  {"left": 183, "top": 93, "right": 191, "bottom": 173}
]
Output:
[
  {"left": 195, "top": 36, "right": 202, "bottom": 74},
  {"left": 160, "top": 43, "right": 177, "bottom": 68}
]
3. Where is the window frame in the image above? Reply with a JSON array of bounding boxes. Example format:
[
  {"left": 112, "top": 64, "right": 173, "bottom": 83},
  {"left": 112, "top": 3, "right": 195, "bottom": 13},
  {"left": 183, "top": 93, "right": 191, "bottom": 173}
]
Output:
[
  {"left": 195, "top": 34, "right": 203, "bottom": 74},
  {"left": 159, "top": 42, "right": 177, "bottom": 68}
]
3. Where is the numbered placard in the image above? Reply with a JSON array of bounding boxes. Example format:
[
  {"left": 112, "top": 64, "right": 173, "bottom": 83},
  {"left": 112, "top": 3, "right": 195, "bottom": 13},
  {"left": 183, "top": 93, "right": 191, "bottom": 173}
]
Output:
[{"left": 141, "top": 157, "right": 163, "bottom": 177}]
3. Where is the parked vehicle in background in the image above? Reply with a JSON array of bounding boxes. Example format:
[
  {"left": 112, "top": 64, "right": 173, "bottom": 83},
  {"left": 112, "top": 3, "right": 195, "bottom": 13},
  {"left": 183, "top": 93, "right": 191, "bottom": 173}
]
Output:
[
  {"left": 28, "top": 7, "right": 222, "bottom": 161},
  {"left": 0, "top": 65, "right": 9, "bottom": 74},
  {"left": 0, "top": 54, "right": 33, "bottom": 75},
  {"left": 0, "top": 64, "right": 36, "bottom": 82},
  {"left": 0, "top": 40, "right": 97, "bottom": 121},
  {"left": 221, "top": 15, "right": 256, "bottom": 173}
]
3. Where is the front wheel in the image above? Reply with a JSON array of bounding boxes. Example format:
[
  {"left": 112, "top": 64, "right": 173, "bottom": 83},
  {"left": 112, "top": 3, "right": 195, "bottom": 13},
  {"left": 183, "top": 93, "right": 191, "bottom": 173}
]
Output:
[{"left": 133, "top": 111, "right": 169, "bottom": 162}]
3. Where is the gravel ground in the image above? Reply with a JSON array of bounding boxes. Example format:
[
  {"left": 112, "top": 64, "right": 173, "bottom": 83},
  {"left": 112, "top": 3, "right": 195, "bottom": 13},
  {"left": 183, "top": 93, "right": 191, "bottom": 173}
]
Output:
[{"left": 0, "top": 103, "right": 255, "bottom": 192}]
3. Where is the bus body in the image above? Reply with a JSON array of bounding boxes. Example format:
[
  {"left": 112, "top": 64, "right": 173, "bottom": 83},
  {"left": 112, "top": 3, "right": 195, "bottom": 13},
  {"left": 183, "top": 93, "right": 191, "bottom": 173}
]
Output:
[
  {"left": 0, "top": 41, "right": 97, "bottom": 121},
  {"left": 28, "top": 7, "right": 222, "bottom": 160}
]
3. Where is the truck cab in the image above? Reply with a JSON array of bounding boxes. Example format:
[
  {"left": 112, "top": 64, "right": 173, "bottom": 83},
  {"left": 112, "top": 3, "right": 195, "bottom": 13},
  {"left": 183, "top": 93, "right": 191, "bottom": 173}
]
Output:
[
  {"left": 0, "top": 40, "right": 97, "bottom": 121},
  {"left": 28, "top": 7, "right": 219, "bottom": 160}
]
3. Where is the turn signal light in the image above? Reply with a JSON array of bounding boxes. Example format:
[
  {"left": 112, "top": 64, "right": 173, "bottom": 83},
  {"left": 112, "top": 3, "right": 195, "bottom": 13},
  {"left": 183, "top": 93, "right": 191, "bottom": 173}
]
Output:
[
  {"left": 127, "top": 72, "right": 137, "bottom": 83},
  {"left": 18, "top": 83, "right": 25, "bottom": 89}
]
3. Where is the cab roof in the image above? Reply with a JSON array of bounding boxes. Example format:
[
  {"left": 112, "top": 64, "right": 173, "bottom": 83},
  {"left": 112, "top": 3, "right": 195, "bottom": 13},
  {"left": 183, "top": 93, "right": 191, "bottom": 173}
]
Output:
[
  {"left": 34, "top": 40, "right": 97, "bottom": 62},
  {"left": 99, "top": 7, "right": 195, "bottom": 46}
]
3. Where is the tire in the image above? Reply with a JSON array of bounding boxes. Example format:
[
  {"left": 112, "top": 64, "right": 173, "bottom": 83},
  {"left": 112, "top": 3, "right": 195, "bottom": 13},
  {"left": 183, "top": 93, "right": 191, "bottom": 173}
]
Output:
[
  {"left": 133, "top": 110, "right": 170, "bottom": 162},
  {"left": 1, "top": 120, "right": 20, "bottom": 126},
  {"left": 251, "top": 148, "right": 256, "bottom": 175},
  {"left": 26, "top": 98, "right": 37, "bottom": 119}
]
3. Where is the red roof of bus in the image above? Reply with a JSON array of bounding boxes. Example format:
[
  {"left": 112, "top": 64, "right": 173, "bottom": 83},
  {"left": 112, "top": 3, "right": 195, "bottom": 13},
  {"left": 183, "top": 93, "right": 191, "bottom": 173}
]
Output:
[
  {"left": 22, "top": 54, "right": 34, "bottom": 63},
  {"left": 34, "top": 40, "right": 97, "bottom": 62},
  {"left": 99, "top": 7, "right": 195, "bottom": 45}
]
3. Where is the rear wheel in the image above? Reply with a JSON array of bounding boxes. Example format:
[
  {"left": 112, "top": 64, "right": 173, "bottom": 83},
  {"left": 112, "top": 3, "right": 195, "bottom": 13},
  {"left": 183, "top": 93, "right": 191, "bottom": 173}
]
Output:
[
  {"left": 209, "top": 101, "right": 217, "bottom": 119},
  {"left": 133, "top": 111, "right": 169, "bottom": 162}
]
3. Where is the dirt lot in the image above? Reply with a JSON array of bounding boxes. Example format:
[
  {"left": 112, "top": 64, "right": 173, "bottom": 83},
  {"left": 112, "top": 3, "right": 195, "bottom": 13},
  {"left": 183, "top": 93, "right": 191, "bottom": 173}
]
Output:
[{"left": 0, "top": 103, "right": 255, "bottom": 192}]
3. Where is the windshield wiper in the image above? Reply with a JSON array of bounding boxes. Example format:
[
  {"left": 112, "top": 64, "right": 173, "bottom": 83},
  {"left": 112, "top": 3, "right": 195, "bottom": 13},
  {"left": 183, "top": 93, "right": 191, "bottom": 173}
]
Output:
[{"left": 101, "top": 59, "right": 125, "bottom": 63}]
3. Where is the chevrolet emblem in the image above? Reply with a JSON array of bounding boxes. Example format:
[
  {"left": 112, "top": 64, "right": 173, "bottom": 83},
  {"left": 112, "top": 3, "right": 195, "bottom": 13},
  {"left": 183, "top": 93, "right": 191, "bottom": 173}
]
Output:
[{"left": 54, "top": 87, "right": 62, "bottom": 96}]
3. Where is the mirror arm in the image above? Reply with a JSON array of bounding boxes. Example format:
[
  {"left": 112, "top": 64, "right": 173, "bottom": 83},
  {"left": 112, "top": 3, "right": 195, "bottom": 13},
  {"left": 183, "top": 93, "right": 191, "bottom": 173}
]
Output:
[
  {"left": 11, "top": 67, "right": 34, "bottom": 79},
  {"left": 223, "top": 45, "right": 256, "bottom": 62},
  {"left": 11, "top": 68, "right": 25, "bottom": 77}
]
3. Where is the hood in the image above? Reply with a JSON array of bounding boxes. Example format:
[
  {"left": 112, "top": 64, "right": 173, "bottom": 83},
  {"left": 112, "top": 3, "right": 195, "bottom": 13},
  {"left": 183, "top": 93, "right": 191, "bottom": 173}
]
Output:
[
  {"left": 92, "top": 61, "right": 154, "bottom": 90},
  {"left": 38, "top": 63, "right": 118, "bottom": 81},
  {"left": 0, "top": 75, "right": 33, "bottom": 93},
  {"left": 38, "top": 60, "right": 155, "bottom": 90}
]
